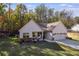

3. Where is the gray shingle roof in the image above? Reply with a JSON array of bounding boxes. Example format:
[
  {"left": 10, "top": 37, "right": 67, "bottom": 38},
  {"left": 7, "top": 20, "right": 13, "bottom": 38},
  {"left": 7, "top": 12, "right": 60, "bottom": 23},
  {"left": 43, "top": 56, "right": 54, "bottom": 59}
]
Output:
[{"left": 38, "top": 21, "right": 62, "bottom": 31}]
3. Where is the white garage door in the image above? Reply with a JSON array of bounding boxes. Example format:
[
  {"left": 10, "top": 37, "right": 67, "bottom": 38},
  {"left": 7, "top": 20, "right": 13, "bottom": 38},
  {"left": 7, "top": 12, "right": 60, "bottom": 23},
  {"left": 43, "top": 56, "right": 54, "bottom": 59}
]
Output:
[{"left": 53, "top": 34, "right": 66, "bottom": 40}]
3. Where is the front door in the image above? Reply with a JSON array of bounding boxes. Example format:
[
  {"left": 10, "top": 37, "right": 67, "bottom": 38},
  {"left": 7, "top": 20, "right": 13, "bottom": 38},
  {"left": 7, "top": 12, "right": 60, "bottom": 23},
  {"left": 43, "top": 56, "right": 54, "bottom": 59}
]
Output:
[{"left": 43, "top": 31, "right": 47, "bottom": 39}]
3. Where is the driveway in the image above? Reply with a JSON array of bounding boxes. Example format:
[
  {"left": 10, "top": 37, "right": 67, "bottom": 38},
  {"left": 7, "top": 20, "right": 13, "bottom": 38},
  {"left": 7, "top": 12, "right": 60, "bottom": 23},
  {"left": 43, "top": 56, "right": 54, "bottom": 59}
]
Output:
[{"left": 45, "top": 39, "right": 79, "bottom": 50}]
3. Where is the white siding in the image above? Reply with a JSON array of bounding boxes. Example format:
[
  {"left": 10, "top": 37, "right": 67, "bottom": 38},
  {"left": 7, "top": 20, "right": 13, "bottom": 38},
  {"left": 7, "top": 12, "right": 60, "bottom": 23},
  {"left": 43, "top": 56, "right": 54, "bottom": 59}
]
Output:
[
  {"left": 52, "top": 23, "right": 67, "bottom": 40},
  {"left": 52, "top": 23, "right": 67, "bottom": 33},
  {"left": 19, "top": 20, "right": 43, "bottom": 38},
  {"left": 47, "top": 32, "right": 53, "bottom": 40},
  {"left": 19, "top": 20, "right": 67, "bottom": 41}
]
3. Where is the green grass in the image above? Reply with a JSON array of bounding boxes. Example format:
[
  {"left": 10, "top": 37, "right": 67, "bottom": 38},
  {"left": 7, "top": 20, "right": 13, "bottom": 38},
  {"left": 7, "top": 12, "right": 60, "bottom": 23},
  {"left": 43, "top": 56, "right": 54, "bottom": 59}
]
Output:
[{"left": 0, "top": 37, "right": 79, "bottom": 56}]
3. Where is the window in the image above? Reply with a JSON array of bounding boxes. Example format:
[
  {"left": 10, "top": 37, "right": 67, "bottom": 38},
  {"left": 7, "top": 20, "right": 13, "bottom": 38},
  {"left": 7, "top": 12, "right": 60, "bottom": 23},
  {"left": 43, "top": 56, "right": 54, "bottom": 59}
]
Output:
[
  {"left": 38, "top": 32, "right": 42, "bottom": 36},
  {"left": 23, "top": 33, "right": 29, "bottom": 38},
  {"left": 32, "top": 32, "right": 36, "bottom": 37}
]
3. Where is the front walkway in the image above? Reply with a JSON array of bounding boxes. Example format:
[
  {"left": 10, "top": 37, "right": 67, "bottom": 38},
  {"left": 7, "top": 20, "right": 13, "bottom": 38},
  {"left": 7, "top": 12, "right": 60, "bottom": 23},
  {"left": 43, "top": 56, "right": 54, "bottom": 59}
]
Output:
[{"left": 45, "top": 39, "right": 79, "bottom": 50}]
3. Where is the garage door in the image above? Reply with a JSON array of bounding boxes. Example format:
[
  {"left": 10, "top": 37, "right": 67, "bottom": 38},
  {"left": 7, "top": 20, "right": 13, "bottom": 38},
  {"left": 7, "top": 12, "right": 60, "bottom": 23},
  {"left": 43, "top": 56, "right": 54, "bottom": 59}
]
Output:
[{"left": 53, "top": 34, "right": 66, "bottom": 40}]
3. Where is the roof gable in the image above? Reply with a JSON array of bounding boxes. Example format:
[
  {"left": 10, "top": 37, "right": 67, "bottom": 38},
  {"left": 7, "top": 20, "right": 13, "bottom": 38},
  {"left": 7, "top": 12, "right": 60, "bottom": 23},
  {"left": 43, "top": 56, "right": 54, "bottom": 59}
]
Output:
[
  {"left": 19, "top": 20, "right": 43, "bottom": 32},
  {"left": 19, "top": 20, "right": 66, "bottom": 32},
  {"left": 47, "top": 21, "right": 62, "bottom": 27},
  {"left": 52, "top": 22, "right": 67, "bottom": 33}
]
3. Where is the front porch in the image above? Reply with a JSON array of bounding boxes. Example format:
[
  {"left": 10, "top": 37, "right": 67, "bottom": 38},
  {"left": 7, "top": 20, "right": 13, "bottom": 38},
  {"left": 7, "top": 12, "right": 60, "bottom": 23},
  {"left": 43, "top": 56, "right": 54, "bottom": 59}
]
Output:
[{"left": 22, "top": 31, "right": 45, "bottom": 42}]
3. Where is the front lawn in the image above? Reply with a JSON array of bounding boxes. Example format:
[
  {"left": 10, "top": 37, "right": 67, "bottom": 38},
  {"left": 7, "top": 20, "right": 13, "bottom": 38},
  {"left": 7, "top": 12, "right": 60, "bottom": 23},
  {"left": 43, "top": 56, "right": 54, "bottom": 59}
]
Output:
[
  {"left": 67, "top": 32, "right": 79, "bottom": 41},
  {"left": 0, "top": 37, "right": 79, "bottom": 56}
]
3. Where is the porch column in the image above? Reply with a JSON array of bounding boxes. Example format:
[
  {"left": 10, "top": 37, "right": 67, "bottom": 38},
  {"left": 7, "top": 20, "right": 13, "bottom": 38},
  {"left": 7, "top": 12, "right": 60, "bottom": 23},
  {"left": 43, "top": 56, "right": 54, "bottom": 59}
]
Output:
[{"left": 42, "top": 31, "right": 44, "bottom": 40}]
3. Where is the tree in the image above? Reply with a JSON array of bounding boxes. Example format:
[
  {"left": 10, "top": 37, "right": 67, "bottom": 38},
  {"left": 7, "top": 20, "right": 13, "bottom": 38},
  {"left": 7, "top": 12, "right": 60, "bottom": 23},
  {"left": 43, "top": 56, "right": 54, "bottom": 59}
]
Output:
[
  {"left": 52, "top": 11, "right": 60, "bottom": 22},
  {"left": 35, "top": 4, "right": 48, "bottom": 23},
  {"left": 5, "top": 3, "right": 12, "bottom": 34},
  {"left": 6, "top": 8, "right": 14, "bottom": 32},
  {"left": 15, "top": 4, "right": 27, "bottom": 28},
  {"left": 48, "top": 8, "right": 54, "bottom": 22},
  {"left": 75, "top": 17, "right": 79, "bottom": 24},
  {"left": 53, "top": 9, "right": 74, "bottom": 28},
  {"left": 0, "top": 3, "right": 6, "bottom": 16},
  {"left": 0, "top": 3, "right": 7, "bottom": 31},
  {"left": 59, "top": 9, "right": 73, "bottom": 20},
  {"left": 24, "top": 10, "right": 37, "bottom": 23},
  {"left": 60, "top": 9, "right": 74, "bottom": 28}
]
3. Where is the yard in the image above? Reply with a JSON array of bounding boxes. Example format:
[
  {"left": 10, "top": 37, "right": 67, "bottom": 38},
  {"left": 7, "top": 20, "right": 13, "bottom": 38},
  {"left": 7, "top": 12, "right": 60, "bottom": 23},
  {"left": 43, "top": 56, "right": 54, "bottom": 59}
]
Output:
[
  {"left": 67, "top": 32, "right": 79, "bottom": 41},
  {"left": 0, "top": 37, "right": 79, "bottom": 56}
]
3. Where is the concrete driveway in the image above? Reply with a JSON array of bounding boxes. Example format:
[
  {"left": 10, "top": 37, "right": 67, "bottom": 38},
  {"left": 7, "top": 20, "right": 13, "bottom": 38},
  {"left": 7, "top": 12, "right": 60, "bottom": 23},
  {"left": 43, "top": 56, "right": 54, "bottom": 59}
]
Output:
[
  {"left": 45, "top": 39, "right": 79, "bottom": 50},
  {"left": 56, "top": 39, "right": 79, "bottom": 50}
]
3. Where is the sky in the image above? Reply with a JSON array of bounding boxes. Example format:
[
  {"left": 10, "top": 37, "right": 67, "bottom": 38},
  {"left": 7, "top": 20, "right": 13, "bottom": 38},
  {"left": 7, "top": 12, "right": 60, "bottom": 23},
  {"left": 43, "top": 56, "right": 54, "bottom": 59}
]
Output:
[{"left": 8, "top": 3, "right": 79, "bottom": 17}]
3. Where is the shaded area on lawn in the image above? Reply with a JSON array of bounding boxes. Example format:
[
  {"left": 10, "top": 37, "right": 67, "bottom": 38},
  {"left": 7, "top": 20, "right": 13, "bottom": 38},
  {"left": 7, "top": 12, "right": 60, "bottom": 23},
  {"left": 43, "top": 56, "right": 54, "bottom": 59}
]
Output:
[{"left": 0, "top": 37, "right": 79, "bottom": 56}]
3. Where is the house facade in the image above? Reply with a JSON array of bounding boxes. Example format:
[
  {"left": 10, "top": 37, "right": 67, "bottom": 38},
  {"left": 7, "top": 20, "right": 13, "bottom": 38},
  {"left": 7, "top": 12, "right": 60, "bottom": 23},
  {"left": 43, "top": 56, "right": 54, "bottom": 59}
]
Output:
[
  {"left": 19, "top": 20, "right": 44, "bottom": 41},
  {"left": 48, "top": 22, "right": 67, "bottom": 40},
  {"left": 19, "top": 20, "right": 67, "bottom": 41}
]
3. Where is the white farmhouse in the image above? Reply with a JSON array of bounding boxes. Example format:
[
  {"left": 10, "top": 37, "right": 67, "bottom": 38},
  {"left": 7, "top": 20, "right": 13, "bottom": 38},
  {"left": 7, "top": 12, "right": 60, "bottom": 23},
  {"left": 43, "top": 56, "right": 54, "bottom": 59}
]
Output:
[{"left": 19, "top": 20, "right": 67, "bottom": 41}]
